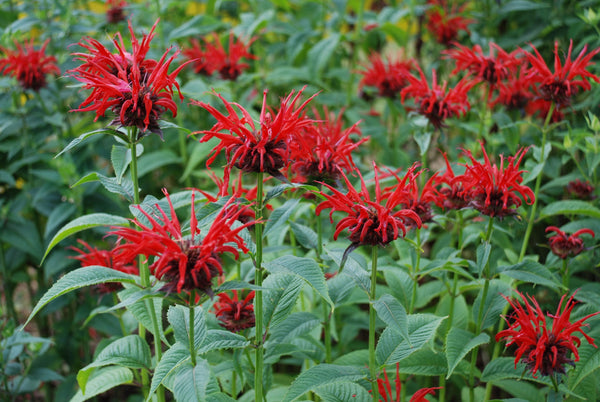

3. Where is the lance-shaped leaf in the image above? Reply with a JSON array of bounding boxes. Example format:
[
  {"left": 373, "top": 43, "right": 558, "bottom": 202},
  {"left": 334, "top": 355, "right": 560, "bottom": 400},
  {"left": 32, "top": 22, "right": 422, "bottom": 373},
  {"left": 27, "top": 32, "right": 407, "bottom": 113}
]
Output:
[
  {"left": 373, "top": 294, "right": 410, "bottom": 346},
  {"left": 445, "top": 327, "right": 489, "bottom": 379},
  {"left": 282, "top": 364, "right": 366, "bottom": 402}
]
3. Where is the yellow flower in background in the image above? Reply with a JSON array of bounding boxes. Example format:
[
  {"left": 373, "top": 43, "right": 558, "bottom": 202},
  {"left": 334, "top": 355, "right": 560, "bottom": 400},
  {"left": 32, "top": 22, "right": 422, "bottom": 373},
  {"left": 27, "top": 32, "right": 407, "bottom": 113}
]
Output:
[
  {"left": 186, "top": 1, "right": 207, "bottom": 16},
  {"left": 15, "top": 177, "right": 25, "bottom": 190}
]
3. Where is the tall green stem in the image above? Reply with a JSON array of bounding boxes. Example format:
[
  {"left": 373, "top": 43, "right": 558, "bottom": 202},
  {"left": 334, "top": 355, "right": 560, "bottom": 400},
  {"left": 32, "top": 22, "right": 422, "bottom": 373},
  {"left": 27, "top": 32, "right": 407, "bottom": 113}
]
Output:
[
  {"left": 369, "top": 247, "right": 379, "bottom": 402},
  {"left": 561, "top": 259, "right": 569, "bottom": 294},
  {"left": 316, "top": 214, "right": 332, "bottom": 363},
  {"left": 189, "top": 295, "right": 196, "bottom": 366},
  {"left": 254, "top": 172, "right": 265, "bottom": 402},
  {"left": 519, "top": 102, "right": 556, "bottom": 261},
  {"left": 409, "top": 229, "right": 422, "bottom": 314}
]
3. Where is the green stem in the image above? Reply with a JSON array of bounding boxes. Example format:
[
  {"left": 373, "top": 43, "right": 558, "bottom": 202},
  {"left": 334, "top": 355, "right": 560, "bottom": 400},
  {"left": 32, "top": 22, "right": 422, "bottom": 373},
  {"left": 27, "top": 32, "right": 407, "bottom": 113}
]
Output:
[
  {"left": 316, "top": 212, "right": 332, "bottom": 363},
  {"left": 409, "top": 229, "right": 422, "bottom": 314},
  {"left": 254, "top": 172, "right": 265, "bottom": 402},
  {"left": 369, "top": 247, "right": 379, "bottom": 402},
  {"left": 189, "top": 293, "right": 196, "bottom": 366},
  {"left": 519, "top": 102, "right": 556, "bottom": 261},
  {"left": 347, "top": 0, "right": 365, "bottom": 104},
  {"left": 561, "top": 259, "right": 569, "bottom": 294}
]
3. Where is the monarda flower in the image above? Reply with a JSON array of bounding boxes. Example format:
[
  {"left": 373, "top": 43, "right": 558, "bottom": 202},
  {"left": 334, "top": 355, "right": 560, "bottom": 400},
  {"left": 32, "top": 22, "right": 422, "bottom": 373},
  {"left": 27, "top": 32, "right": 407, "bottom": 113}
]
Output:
[
  {"left": 491, "top": 64, "right": 534, "bottom": 111},
  {"left": 400, "top": 66, "right": 474, "bottom": 129},
  {"left": 358, "top": 52, "right": 415, "bottom": 99},
  {"left": 315, "top": 163, "right": 421, "bottom": 262},
  {"left": 566, "top": 179, "right": 596, "bottom": 200},
  {"left": 546, "top": 226, "right": 595, "bottom": 259},
  {"left": 433, "top": 151, "right": 469, "bottom": 211},
  {"left": 496, "top": 291, "right": 600, "bottom": 378},
  {"left": 213, "top": 290, "right": 255, "bottom": 332},
  {"left": 110, "top": 189, "right": 253, "bottom": 295},
  {"left": 425, "top": 0, "right": 473, "bottom": 47},
  {"left": 524, "top": 40, "right": 600, "bottom": 107},
  {"left": 445, "top": 42, "right": 521, "bottom": 89},
  {"left": 461, "top": 143, "right": 534, "bottom": 219},
  {"left": 290, "top": 107, "right": 367, "bottom": 185},
  {"left": 69, "top": 239, "right": 138, "bottom": 294},
  {"left": 0, "top": 38, "right": 60, "bottom": 91},
  {"left": 192, "top": 88, "right": 317, "bottom": 183},
  {"left": 69, "top": 20, "right": 189, "bottom": 139},
  {"left": 372, "top": 362, "right": 442, "bottom": 401}
]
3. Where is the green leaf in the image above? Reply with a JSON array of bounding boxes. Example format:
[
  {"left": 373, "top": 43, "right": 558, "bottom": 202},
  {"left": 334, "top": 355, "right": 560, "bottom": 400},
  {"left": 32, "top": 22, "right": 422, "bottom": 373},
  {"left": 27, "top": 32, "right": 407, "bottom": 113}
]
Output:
[
  {"left": 497, "top": 260, "right": 562, "bottom": 290},
  {"left": 382, "top": 267, "right": 413, "bottom": 308},
  {"left": 373, "top": 294, "right": 410, "bottom": 346},
  {"left": 499, "top": 0, "right": 550, "bottom": 13},
  {"left": 263, "top": 273, "right": 304, "bottom": 330},
  {"left": 77, "top": 335, "right": 151, "bottom": 393},
  {"left": 119, "top": 286, "right": 167, "bottom": 344},
  {"left": 569, "top": 343, "right": 600, "bottom": 390},
  {"left": 172, "top": 360, "right": 211, "bottom": 402},
  {"left": 476, "top": 243, "right": 491, "bottom": 276},
  {"left": 148, "top": 343, "right": 190, "bottom": 400},
  {"left": 168, "top": 305, "right": 207, "bottom": 350},
  {"left": 395, "top": 348, "right": 447, "bottom": 376},
  {"left": 290, "top": 221, "right": 318, "bottom": 250},
  {"left": 69, "top": 367, "right": 133, "bottom": 402},
  {"left": 282, "top": 364, "right": 366, "bottom": 402},
  {"left": 111, "top": 145, "right": 129, "bottom": 183},
  {"left": 445, "top": 328, "right": 490, "bottom": 379},
  {"left": 270, "top": 312, "right": 321, "bottom": 344},
  {"left": 265, "top": 255, "right": 333, "bottom": 309},
  {"left": 25, "top": 266, "right": 136, "bottom": 327},
  {"left": 539, "top": 200, "right": 600, "bottom": 219},
  {"left": 263, "top": 198, "right": 300, "bottom": 238},
  {"left": 325, "top": 248, "right": 370, "bottom": 295},
  {"left": 307, "top": 34, "right": 341, "bottom": 76},
  {"left": 138, "top": 149, "right": 181, "bottom": 178},
  {"left": 98, "top": 173, "right": 134, "bottom": 200},
  {"left": 56, "top": 128, "right": 128, "bottom": 158},
  {"left": 413, "top": 131, "right": 432, "bottom": 157},
  {"left": 376, "top": 314, "right": 446, "bottom": 366},
  {"left": 472, "top": 280, "right": 511, "bottom": 330},
  {"left": 180, "top": 138, "right": 220, "bottom": 182},
  {"left": 43, "top": 213, "right": 130, "bottom": 262},
  {"left": 44, "top": 203, "right": 77, "bottom": 239},
  {"left": 313, "top": 381, "right": 371, "bottom": 402},
  {"left": 196, "top": 330, "right": 250, "bottom": 354},
  {"left": 71, "top": 172, "right": 99, "bottom": 188}
]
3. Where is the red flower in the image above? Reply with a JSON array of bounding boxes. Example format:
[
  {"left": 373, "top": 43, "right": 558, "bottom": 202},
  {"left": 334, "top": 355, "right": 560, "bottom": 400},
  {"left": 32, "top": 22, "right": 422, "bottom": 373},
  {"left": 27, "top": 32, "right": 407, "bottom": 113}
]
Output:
[
  {"left": 184, "top": 33, "right": 256, "bottom": 80},
  {"left": 213, "top": 290, "right": 255, "bottom": 332},
  {"left": 290, "top": 107, "right": 367, "bottom": 185},
  {"left": 69, "top": 20, "right": 189, "bottom": 139},
  {"left": 372, "top": 362, "right": 442, "bottom": 402},
  {"left": 106, "top": 0, "right": 127, "bottom": 23},
  {"left": 400, "top": 66, "right": 474, "bottom": 129},
  {"left": 525, "top": 98, "right": 564, "bottom": 123},
  {"left": 496, "top": 291, "right": 600, "bottom": 377},
  {"left": 70, "top": 239, "right": 138, "bottom": 293},
  {"left": 566, "top": 179, "right": 596, "bottom": 200},
  {"left": 425, "top": 0, "right": 473, "bottom": 46},
  {"left": 315, "top": 163, "right": 421, "bottom": 262},
  {"left": 358, "top": 52, "right": 416, "bottom": 98},
  {"left": 524, "top": 40, "right": 600, "bottom": 106},
  {"left": 491, "top": 64, "right": 534, "bottom": 111},
  {"left": 460, "top": 143, "right": 534, "bottom": 219},
  {"left": 110, "top": 189, "right": 253, "bottom": 295},
  {"left": 192, "top": 88, "right": 317, "bottom": 183},
  {"left": 433, "top": 151, "right": 468, "bottom": 211},
  {"left": 546, "top": 226, "right": 594, "bottom": 259},
  {"left": 445, "top": 42, "right": 521, "bottom": 88},
  {"left": 0, "top": 38, "right": 60, "bottom": 91}
]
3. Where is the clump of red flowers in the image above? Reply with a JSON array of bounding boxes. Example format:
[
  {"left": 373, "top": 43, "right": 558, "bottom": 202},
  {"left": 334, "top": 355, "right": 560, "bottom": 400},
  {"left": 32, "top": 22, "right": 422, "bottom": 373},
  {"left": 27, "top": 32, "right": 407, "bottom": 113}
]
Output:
[
  {"left": 70, "top": 239, "right": 138, "bottom": 294},
  {"left": 213, "top": 290, "right": 256, "bottom": 332},
  {"left": 496, "top": 291, "right": 600, "bottom": 378},
  {"left": 424, "top": 0, "right": 473, "bottom": 47},
  {"left": 316, "top": 163, "right": 422, "bottom": 263},
  {"left": 434, "top": 152, "right": 469, "bottom": 211},
  {"left": 110, "top": 189, "right": 253, "bottom": 295},
  {"left": 566, "top": 179, "right": 596, "bottom": 200},
  {"left": 401, "top": 65, "right": 474, "bottom": 129},
  {"left": 69, "top": 19, "right": 189, "bottom": 139},
  {"left": 105, "top": 0, "right": 127, "bottom": 24},
  {"left": 358, "top": 52, "right": 415, "bottom": 99},
  {"left": 370, "top": 362, "right": 441, "bottom": 401},
  {"left": 184, "top": 32, "right": 256, "bottom": 80},
  {"left": 524, "top": 40, "right": 600, "bottom": 107},
  {"left": 460, "top": 143, "right": 534, "bottom": 219},
  {"left": 546, "top": 226, "right": 595, "bottom": 259},
  {"left": 290, "top": 107, "right": 367, "bottom": 185},
  {"left": 0, "top": 38, "right": 60, "bottom": 91},
  {"left": 192, "top": 87, "right": 317, "bottom": 183}
]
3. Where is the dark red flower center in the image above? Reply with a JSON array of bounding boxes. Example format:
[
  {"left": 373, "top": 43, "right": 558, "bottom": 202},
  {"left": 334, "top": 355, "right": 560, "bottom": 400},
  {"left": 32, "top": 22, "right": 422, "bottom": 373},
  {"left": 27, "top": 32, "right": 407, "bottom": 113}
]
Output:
[
  {"left": 522, "top": 334, "right": 575, "bottom": 377},
  {"left": 161, "top": 248, "right": 221, "bottom": 295},
  {"left": 232, "top": 139, "right": 287, "bottom": 176}
]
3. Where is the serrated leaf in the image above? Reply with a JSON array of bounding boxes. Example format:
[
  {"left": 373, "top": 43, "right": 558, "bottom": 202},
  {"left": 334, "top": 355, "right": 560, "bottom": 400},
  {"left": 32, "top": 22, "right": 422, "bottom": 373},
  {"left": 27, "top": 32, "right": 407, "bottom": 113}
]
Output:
[
  {"left": 290, "top": 221, "right": 318, "bottom": 250},
  {"left": 148, "top": 343, "right": 190, "bottom": 400},
  {"left": 264, "top": 255, "right": 333, "bottom": 309},
  {"left": 325, "top": 248, "right": 370, "bottom": 295},
  {"left": 539, "top": 200, "right": 600, "bottom": 219},
  {"left": 313, "top": 381, "right": 371, "bottom": 402},
  {"left": 119, "top": 286, "right": 167, "bottom": 344},
  {"left": 77, "top": 335, "right": 151, "bottom": 393},
  {"left": 476, "top": 243, "right": 491, "bottom": 276},
  {"left": 307, "top": 34, "right": 340, "bottom": 76},
  {"left": 445, "top": 328, "right": 490, "bottom": 379},
  {"left": 56, "top": 128, "right": 128, "bottom": 158},
  {"left": 263, "top": 198, "right": 300, "bottom": 238},
  {"left": 98, "top": 173, "right": 135, "bottom": 200},
  {"left": 167, "top": 305, "right": 207, "bottom": 350},
  {"left": 472, "top": 280, "right": 512, "bottom": 330},
  {"left": 180, "top": 138, "right": 220, "bottom": 182},
  {"left": 138, "top": 149, "right": 181, "bottom": 178},
  {"left": 264, "top": 183, "right": 293, "bottom": 203},
  {"left": 71, "top": 172, "right": 99, "bottom": 188},
  {"left": 43, "top": 213, "right": 130, "bottom": 262},
  {"left": 569, "top": 343, "right": 600, "bottom": 390},
  {"left": 196, "top": 330, "right": 250, "bottom": 354},
  {"left": 270, "top": 312, "right": 321, "bottom": 344},
  {"left": 373, "top": 294, "right": 410, "bottom": 346},
  {"left": 111, "top": 145, "right": 129, "bottom": 183},
  {"left": 263, "top": 273, "right": 304, "bottom": 330},
  {"left": 44, "top": 203, "right": 77, "bottom": 239},
  {"left": 376, "top": 314, "right": 446, "bottom": 366},
  {"left": 282, "top": 364, "right": 366, "bottom": 402},
  {"left": 497, "top": 260, "right": 561, "bottom": 290},
  {"left": 173, "top": 360, "right": 211, "bottom": 402},
  {"left": 25, "top": 266, "right": 136, "bottom": 327},
  {"left": 70, "top": 366, "right": 133, "bottom": 402},
  {"left": 395, "top": 348, "right": 447, "bottom": 376}
]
